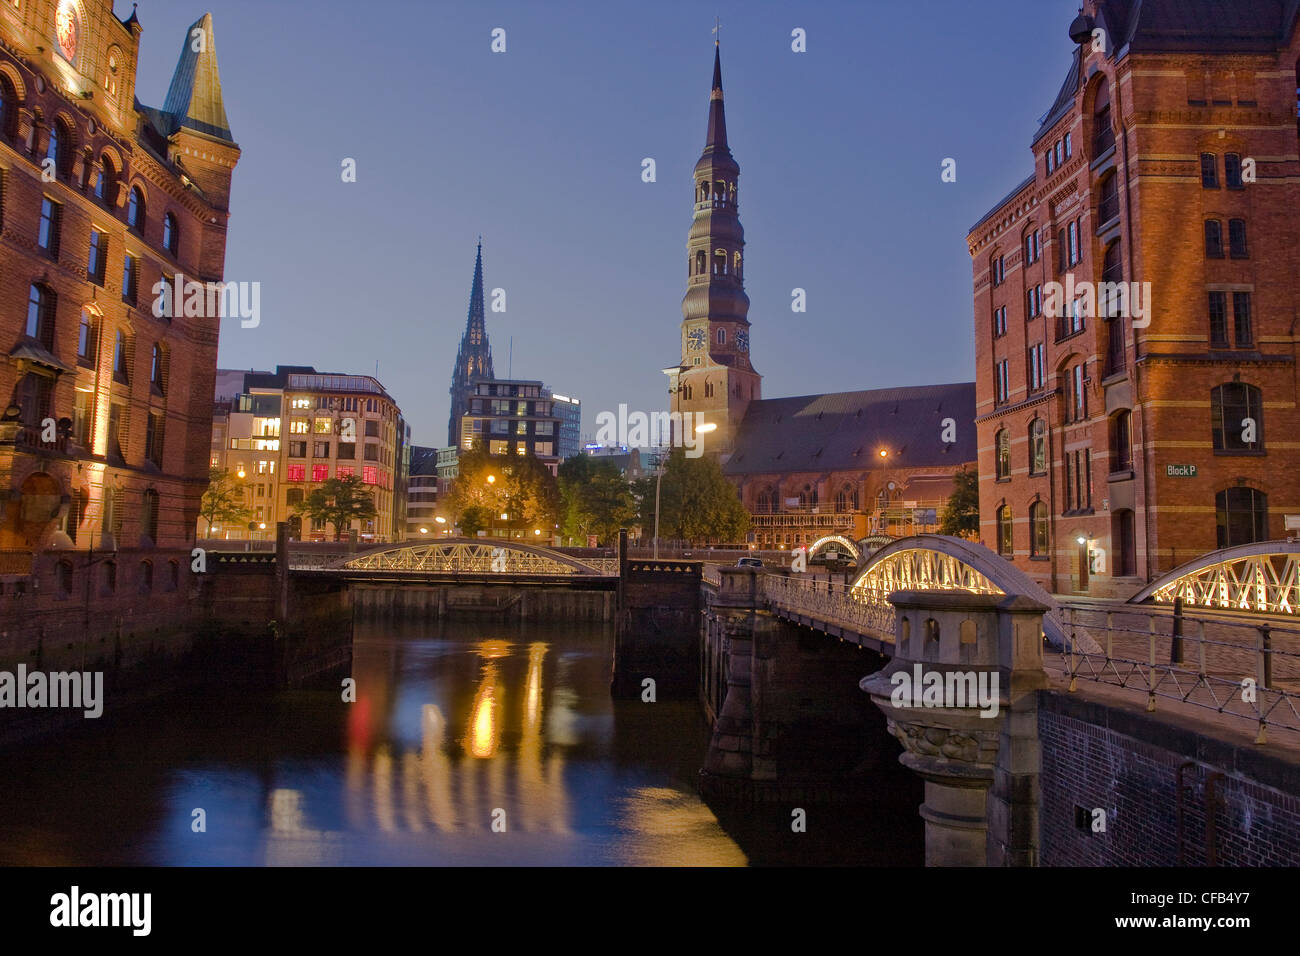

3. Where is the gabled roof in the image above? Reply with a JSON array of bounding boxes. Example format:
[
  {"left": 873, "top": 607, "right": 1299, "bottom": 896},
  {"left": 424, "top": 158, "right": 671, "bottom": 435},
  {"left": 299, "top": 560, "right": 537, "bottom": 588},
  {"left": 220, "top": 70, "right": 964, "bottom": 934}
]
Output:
[{"left": 723, "top": 383, "right": 977, "bottom": 477}]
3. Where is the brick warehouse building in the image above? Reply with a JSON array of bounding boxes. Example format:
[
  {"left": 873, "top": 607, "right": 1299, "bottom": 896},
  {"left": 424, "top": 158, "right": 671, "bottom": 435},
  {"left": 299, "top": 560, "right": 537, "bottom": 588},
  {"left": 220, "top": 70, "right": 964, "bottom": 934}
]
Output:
[
  {"left": 968, "top": 0, "right": 1300, "bottom": 598},
  {"left": 0, "top": 4, "right": 238, "bottom": 585}
]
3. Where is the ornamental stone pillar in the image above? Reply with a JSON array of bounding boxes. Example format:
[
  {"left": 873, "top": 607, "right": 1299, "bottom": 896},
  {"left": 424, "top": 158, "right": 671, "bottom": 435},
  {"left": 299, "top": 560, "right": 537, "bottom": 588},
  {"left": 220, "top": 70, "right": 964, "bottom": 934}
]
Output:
[{"left": 861, "top": 590, "right": 1050, "bottom": 866}]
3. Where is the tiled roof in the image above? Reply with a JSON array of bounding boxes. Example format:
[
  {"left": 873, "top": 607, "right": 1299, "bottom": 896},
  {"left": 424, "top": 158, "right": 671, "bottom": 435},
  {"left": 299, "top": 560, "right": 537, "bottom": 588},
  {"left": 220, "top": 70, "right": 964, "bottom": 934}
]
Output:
[{"left": 723, "top": 382, "right": 977, "bottom": 477}]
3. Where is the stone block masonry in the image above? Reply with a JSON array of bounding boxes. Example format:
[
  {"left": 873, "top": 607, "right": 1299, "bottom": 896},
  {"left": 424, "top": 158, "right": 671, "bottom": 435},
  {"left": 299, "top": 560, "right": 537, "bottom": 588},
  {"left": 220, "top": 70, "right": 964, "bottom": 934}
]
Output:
[{"left": 1038, "top": 691, "right": 1300, "bottom": 865}]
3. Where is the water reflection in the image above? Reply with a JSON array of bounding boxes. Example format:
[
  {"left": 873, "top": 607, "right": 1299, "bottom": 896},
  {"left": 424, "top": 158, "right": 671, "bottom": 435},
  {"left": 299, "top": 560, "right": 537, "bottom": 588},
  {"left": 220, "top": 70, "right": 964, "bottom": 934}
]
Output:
[{"left": 0, "top": 614, "right": 921, "bottom": 866}]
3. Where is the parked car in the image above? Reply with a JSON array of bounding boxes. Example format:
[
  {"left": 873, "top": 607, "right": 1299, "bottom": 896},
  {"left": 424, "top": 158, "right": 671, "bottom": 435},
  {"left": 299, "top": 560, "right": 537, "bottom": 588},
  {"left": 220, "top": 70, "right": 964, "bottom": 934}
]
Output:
[{"left": 737, "top": 557, "right": 764, "bottom": 569}]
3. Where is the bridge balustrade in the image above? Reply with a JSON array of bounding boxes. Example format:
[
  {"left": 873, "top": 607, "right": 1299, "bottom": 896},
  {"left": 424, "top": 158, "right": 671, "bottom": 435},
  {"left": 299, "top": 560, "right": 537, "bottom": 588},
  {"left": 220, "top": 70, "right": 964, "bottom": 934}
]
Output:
[
  {"left": 763, "top": 574, "right": 897, "bottom": 641},
  {"left": 1059, "top": 600, "right": 1300, "bottom": 743}
]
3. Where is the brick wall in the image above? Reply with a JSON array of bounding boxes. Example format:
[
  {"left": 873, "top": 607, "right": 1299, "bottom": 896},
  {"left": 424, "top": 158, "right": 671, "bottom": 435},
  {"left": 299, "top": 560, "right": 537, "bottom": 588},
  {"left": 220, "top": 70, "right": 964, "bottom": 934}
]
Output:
[{"left": 1038, "top": 691, "right": 1300, "bottom": 865}]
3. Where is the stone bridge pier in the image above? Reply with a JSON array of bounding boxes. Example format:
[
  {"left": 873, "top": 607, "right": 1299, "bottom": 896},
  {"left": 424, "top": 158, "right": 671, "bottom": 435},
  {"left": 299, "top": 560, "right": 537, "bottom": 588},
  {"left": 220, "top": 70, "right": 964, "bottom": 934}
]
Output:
[{"left": 860, "top": 591, "right": 1050, "bottom": 866}]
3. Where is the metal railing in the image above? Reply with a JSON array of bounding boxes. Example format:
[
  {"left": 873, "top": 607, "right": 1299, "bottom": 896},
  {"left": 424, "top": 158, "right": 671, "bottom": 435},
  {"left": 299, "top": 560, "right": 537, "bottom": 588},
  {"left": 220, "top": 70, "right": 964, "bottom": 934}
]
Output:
[
  {"left": 1058, "top": 600, "right": 1300, "bottom": 742},
  {"left": 764, "top": 574, "right": 897, "bottom": 642}
]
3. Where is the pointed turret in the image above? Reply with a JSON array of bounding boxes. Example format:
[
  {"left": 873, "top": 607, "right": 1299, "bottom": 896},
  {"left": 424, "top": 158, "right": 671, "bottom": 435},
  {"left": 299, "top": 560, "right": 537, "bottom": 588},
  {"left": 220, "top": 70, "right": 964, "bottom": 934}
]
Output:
[
  {"left": 704, "top": 44, "right": 729, "bottom": 154},
  {"left": 447, "top": 242, "right": 496, "bottom": 447},
  {"left": 163, "top": 12, "right": 234, "bottom": 143}
]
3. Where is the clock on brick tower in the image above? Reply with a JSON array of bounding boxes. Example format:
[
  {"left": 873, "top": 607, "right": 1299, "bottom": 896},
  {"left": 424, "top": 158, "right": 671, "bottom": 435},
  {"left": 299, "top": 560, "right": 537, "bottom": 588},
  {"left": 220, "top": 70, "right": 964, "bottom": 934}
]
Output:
[{"left": 665, "top": 40, "right": 761, "bottom": 460}]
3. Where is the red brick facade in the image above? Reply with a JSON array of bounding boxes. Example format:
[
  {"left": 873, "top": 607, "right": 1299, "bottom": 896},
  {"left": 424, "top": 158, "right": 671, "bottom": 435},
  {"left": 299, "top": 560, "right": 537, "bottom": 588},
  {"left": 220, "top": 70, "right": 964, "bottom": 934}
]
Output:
[
  {"left": 0, "top": 2, "right": 239, "bottom": 568},
  {"left": 968, "top": 1, "right": 1300, "bottom": 597}
]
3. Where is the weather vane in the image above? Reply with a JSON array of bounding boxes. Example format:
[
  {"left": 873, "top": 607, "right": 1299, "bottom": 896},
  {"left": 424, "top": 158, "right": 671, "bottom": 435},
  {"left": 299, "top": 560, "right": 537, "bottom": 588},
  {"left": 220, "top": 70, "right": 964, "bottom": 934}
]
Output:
[{"left": 713, "top": 17, "right": 721, "bottom": 46}]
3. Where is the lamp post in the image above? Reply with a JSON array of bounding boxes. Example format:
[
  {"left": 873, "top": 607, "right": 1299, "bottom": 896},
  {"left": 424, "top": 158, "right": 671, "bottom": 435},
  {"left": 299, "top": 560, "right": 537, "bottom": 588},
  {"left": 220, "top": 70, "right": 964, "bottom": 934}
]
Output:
[{"left": 654, "top": 423, "right": 716, "bottom": 558}]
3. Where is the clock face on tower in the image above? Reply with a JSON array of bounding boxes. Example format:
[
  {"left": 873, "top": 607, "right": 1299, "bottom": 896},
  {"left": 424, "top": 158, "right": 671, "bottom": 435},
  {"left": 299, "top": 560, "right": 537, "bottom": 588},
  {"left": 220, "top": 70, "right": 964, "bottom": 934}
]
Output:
[
  {"left": 735, "top": 329, "right": 749, "bottom": 352},
  {"left": 686, "top": 327, "right": 707, "bottom": 351}
]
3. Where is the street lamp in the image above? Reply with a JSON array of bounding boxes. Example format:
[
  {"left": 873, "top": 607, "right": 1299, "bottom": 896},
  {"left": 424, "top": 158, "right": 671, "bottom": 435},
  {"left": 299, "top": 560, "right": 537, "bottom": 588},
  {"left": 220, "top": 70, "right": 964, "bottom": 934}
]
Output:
[{"left": 654, "top": 424, "right": 717, "bottom": 559}]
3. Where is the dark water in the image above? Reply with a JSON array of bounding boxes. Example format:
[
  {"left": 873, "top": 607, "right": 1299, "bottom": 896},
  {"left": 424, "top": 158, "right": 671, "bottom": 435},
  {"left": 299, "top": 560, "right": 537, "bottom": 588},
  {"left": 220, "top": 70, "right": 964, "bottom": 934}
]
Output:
[{"left": 0, "top": 616, "right": 922, "bottom": 866}]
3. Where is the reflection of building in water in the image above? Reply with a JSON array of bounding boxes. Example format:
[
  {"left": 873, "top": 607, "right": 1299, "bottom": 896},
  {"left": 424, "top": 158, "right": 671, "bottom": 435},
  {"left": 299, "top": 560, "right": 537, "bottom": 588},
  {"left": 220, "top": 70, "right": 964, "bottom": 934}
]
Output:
[
  {"left": 341, "top": 640, "right": 571, "bottom": 833},
  {"left": 264, "top": 788, "right": 343, "bottom": 866}
]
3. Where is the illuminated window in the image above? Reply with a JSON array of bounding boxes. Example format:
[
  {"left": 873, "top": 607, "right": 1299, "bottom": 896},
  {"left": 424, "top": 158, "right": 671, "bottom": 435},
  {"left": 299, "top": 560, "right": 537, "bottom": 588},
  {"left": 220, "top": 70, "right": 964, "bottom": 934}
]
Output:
[
  {"left": 1030, "top": 501, "right": 1048, "bottom": 556},
  {"left": 516, "top": 443, "right": 527, "bottom": 455},
  {"left": 363, "top": 466, "right": 377, "bottom": 485},
  {"left": 489, "top": 440, "right": 508, "bottom": 455},
  {"left": 291, "top": 397, "right": 311, "bottom": 409},
  {"left": 311, "top": 464, "right": 328, "bottom": 482},
  {"left": 1029, "top": 419, "right": 1047, "bottom": 475},
  {"left": 996, "top": 505, "right": 1013, "bottom": 556},
  {"left": 287, "top": 464, "right": 306, "bottom": 482},
  {"left": 995, "top": 429, "right": 1010, "bottom": 480},
  {"left": 314, "top": 418, "right": 331, "bottom": 434},
  {"left": 337, "top": 466, "right": 354, "bottom": 480},
  {"left": 290, "top": 418, "right": 309, "bottom": 434}
]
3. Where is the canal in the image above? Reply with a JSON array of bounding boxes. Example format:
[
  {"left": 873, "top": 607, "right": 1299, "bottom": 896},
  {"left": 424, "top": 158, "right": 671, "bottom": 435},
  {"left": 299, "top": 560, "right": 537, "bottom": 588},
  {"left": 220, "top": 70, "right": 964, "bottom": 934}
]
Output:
[{"left": 0, "top": 615, "right": 922, "bottom": 866}]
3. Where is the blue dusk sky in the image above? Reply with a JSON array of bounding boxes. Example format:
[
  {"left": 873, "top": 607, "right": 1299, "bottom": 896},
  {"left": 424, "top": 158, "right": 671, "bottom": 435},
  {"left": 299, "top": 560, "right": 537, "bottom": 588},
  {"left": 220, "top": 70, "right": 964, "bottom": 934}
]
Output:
[{"left": 124, "top": 0, "right": 1083, "bottom": 447}]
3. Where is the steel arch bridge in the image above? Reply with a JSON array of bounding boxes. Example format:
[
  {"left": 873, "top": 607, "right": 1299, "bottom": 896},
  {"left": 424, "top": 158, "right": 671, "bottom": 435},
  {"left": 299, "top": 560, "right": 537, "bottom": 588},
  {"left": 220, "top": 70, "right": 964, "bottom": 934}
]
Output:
[
  {"left": 806, "top": 535, "right": 861, "bottom": 563},
  {"left": 1130, "top": 540, "right": 1300, "bottom": 619},
  {"left": 317, "top": 539, "right": 618, "bottom": 576},
  {"left": 763, "top": 534, "right": 1080, "bottom": 650}
]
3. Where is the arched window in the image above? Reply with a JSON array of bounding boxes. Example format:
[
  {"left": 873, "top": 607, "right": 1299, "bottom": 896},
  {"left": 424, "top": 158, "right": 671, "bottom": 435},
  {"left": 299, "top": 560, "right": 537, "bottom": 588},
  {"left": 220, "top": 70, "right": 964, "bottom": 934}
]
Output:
[
  {"left": 138, "top": 560, "right": 154, "bottom": 594},
  {"left": 0, "top": 74, "right": 17, "bottom": 140},
  {"left": 836, "top": 485, "right": 858, "bottom": 512},
  {"left": 45, "top": 120, "right": 63, "bottom": 177},
  {"left": 163, "top": 212, "right": 178, "bottom": 255},
  {"left": 142, "top": 489, "right": 160, "bottom": 543},
  {"left": 1092, "top": 77, "right": 1114, "bottom": 156},
  {"left": 734, "top": 251, "right": 742, "bottom": 276},
  {"left": 996, "top": 504, "right": 1013, "bottom": 556},
  {"left": 995, "top": 428, "right": 1010, "bottom": 480},
  {"left": 798, "top": 484, "right": 817, "bottom": 508},
  {"left": 754, "top": 486, "right": 777, "bottom": 514},
  {"left": 695, "top": 250, "right": 706, "bottom": 275},
  {"left": 717, "top": 327, "right": 726, "bottom": 345},
  {"left": 167, "top": 559, "right": 180, "bottom": 592},
  {"left": 704, "top": 382, "right": 713, "bottom": 398},
  {"left": 127, "top": 186, "right": 145, "bottom": 231},
  {"left": 714, "top": 249, "right": 727, "bottom": 275},
  {"left": 1029, "top": 419, "right": 1047, "bottom": 475},
  {"left": 25, "top": 283, "right": 55, "bottom": 348},
  {"left": 1110, "top": 410, "right": 1132, "bottom": 472},
  {"left": 1216, "top": 487, "right": 1268, "bottom": 548},
  {"left": 1211, "top": 383, "right": 1262, "bottom": 452},
  {"left": 95, "top": 154, "right": 117, "bottom": 204},
  {"left": 1029, "top": 501, "right": 1048, "bottom": 557}
]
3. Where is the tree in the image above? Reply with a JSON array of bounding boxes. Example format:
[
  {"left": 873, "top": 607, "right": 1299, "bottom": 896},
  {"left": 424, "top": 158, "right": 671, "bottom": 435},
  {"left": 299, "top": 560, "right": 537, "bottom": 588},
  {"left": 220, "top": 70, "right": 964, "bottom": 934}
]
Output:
[
  {"left": 199, "top": 467, "right": 250, "bottom": 536},
  {"left": 636, "top": 448, "right": 749, "bottom": 546},
  {"left": 446, "top": 439, "right": 562, "bottom": 537},
  {"left": 939, "top": 467, "right": 980, "bottom": 539},
  {"left": 458, "top": 505, "right": 490, "bottom": 537},
  {"left": 294, "top": 474, "right": 378, "bottom": 541},
  {"left": 559, "top": 457, "right": 635, "bottom": 545}
]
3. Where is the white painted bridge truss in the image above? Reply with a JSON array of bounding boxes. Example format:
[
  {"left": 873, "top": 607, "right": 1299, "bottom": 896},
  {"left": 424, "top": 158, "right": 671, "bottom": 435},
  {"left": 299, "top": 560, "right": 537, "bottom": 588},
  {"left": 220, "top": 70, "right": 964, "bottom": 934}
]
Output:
[{"left": 324, "top": 541, "right": 618, "bottom": 576}]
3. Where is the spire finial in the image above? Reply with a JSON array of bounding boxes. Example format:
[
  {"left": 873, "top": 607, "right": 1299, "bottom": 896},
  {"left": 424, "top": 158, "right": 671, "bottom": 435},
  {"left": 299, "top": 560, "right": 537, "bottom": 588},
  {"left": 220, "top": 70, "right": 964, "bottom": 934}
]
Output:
[{"left": 713, "top": 17, "right": 721, "bottom": 47}]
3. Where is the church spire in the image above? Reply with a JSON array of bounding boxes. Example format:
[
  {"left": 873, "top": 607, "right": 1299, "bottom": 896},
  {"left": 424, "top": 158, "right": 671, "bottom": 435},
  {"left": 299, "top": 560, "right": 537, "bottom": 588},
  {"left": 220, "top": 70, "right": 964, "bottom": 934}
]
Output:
[
  {"left": 163, "top": 13, "right": 234, "bottom": 143},
  {"left": 705, "top": 42, "right": 729, "bottom": 154},
  {"left": 448, "top": 241, "right": 495, "bottom": 447}
]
